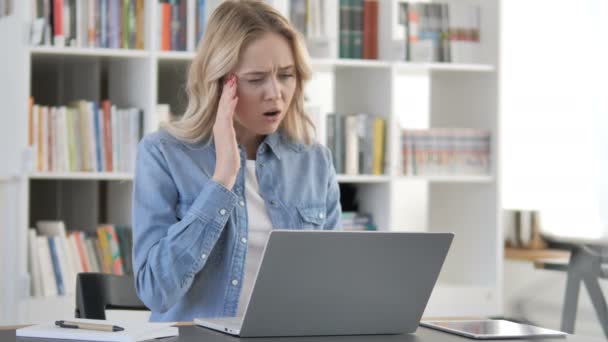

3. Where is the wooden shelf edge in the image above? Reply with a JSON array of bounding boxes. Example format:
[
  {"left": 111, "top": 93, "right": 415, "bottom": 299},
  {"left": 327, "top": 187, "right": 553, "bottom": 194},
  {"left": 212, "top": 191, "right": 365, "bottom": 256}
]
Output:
[{"left": 504, "top": 247, "right": 570, "bottom": 262}]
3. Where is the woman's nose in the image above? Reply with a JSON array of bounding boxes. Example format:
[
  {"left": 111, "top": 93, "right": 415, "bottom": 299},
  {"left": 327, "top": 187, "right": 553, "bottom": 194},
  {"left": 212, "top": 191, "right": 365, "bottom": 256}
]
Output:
[{"left": 264, "top": 77, "right": 281, "bottom": 100}]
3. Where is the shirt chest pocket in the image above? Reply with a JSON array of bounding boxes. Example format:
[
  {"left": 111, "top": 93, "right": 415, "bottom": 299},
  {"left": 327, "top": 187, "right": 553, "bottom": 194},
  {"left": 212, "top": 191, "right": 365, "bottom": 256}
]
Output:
[{"left": 296, "top": 204, "right": 326, "bottom": 230}]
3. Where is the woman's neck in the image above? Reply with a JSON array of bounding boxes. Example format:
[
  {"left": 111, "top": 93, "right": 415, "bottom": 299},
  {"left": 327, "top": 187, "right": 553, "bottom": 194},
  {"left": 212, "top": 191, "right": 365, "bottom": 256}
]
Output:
[{"left": 237, "top": 131, "right": 264, "bottom": 160}]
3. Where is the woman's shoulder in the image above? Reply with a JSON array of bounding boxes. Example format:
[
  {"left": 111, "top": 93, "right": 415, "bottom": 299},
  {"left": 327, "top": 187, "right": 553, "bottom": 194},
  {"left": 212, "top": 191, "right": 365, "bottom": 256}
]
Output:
[{"left": 139, "top": 128, "right": 210, "bottom": 152}]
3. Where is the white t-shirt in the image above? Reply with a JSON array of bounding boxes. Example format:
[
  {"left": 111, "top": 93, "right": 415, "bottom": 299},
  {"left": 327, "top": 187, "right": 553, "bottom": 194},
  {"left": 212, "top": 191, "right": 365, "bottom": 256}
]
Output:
[{"left": 236, "top": 160, "right": 273, "bottom": 317}]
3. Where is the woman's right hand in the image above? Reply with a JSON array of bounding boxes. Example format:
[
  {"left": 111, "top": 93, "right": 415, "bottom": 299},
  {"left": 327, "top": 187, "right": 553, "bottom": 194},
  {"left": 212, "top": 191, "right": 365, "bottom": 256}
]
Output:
[{"left": 212, "top": 74, "right": 240, "bottom": 189}]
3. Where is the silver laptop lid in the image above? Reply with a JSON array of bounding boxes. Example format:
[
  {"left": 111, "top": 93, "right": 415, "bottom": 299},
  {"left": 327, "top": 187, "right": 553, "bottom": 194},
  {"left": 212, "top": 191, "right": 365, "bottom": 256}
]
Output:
[{"left": 239, "top": 231, "right": 453, "bottom": 337}]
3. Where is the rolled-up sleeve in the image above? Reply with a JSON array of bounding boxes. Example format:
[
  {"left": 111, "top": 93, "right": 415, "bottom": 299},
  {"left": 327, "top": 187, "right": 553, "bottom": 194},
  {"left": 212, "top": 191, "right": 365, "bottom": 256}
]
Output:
[{"left": 132, "top": 137, "right": 237, "bottom": 313}]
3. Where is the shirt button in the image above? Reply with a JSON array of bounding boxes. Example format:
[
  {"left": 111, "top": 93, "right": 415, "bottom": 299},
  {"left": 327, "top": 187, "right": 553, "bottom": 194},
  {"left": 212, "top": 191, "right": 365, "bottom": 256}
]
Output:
[
  {"left": 232, "top": 280, "right": 239, "bottom": 286},
  {"left": 259, "top": 163, "right": 264, "bottom": 168},
  {"left": 239, "top": 200, "right": 245, "bottom": 207},
  {"left": 201, "top": 253, "right": 207, "bottom": 260},
  {"left": 241, "top": 237, "right": 247, "bottom": 244},
  {"left": 318, "top": 213, "right": 324, "bottom": 219},
  {"left": 219, "top": 208, "right": 227, "bottom": 216},
  {"left": 270, "top": 200, "right": 276, "bottom": 206}
]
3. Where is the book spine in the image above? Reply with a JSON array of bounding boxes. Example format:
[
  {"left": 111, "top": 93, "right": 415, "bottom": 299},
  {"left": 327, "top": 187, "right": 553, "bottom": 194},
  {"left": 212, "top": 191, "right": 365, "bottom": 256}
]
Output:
[
  {"left": 122, "top": 0, "right": 130, "bottom": 49},
  {"left": 178, "top": 0, "right": 187, "bottom": 50},
  {"left": 326, "top": 114, "right": 335, "bottom": 166},
  {"left": 105, "top": 225, "right": 125, "bottom": 275},
  {"left": 170, "top": 1, "right": 179, "bottom": 51},
  {"left": 47, "top": 237, "right": 65, "bottom": 295},
  {"left": 161, "top": 2, "right": 171, "bottom": 50},
  {"left": 97, "top": 227, "right": 112, "bottom": 273},
  {"left": 372, "top": 118, "right": 385, "bottom": 175},
  {"left": 334, "top": 114, "right": 344, "bottom": 174},
  {"left": 53, "top": 0, "right": 65, "bottom": 47},
  {"left": 92, "top": 102, "right": 103, "bottom": 172},
  {"left": 37, "top": 236, "right": 58, "bottom": 296},
  {"left": 350, "top": 0, "right": 363, "bottom": 59},
  {"left": 102, "top": 100, "right": 113, "bottom": 172},
  {"left": 344, "top": 115, "right": 359, "bottom": 175},
  {"left": 135, "top": 0, "right": 145, "bottom": 49},
  {"left": 196, "top": 0, "right": 205, "bottom": 45},
  {"left": 73, "top": 232, "right": 90, "bottom": 272},
  {"left": 28, "top": 229, "right": 43, "bottom": 297},
  {"left": 339, "top": 0, "right": 350, "bottom": 58}
]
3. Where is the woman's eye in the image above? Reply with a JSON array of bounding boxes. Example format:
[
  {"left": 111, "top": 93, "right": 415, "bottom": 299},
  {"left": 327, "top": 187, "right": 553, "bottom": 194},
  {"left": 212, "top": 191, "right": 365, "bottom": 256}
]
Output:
[
  {"left": 248, "top": 79, "right": 263, "bottom": 83},
  {"left": 280, "top": 74, "right": 294, "bottom": 79}
]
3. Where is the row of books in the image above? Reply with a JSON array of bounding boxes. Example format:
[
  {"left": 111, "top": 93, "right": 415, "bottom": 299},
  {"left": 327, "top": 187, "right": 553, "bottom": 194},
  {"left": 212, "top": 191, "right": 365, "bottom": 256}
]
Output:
[
  {"left": 326, "top": 113, "right": 386, "bottom": 176},
  {"left": 30, "top": 0, "right": 146, "bottom": 49},
  {"left": 401, "top": 128, "right": 491, "bottom": 176},
  {"left": 339, "top": 0, "right": 378, "bottom": 59},
  {"left": 158, "top": 0, "right": 206, "bottom": 51},
  {"left": 28, "top": 99, "right": 143, "bottom": 173},
  {"left": 289, "top": 0, "right": 327, "bottom": 41},
  {"left": 399, "top": 2, "right": 481, "bottom": 63},
  {"left": 158, "top": 0, "right": 183, "bottom": 51},
  {"left": 341, "top": 212, "right": 376, "bottom": 231},
  {"left": 28, "top": 221, "right": 133, "bottom": 298}
]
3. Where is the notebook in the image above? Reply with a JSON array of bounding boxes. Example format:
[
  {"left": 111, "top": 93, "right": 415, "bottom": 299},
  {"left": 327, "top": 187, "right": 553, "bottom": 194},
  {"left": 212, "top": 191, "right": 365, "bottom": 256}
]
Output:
[{"left": 16, "top": 318, "right": 179, "bottom": 342}]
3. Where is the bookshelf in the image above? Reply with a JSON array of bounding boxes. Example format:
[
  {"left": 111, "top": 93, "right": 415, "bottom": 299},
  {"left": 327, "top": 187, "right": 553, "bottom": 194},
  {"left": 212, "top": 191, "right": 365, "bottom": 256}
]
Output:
[{"left": 0, "top": 0, "right": 501, "bottom": 324}]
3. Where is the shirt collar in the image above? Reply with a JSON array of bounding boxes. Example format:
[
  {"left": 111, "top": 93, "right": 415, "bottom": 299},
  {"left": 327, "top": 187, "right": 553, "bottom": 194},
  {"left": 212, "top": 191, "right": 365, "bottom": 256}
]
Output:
[
  {"left": 261, "top": 130, "right": 305, "bottom": 160},
  {"left": 209, "top": 130, "right": 304, "bottom": 160}
]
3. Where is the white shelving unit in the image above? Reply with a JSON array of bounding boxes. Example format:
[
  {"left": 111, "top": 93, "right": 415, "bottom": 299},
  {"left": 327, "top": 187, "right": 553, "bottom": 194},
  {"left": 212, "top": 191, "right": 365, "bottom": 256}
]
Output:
[{"left": 0, "top": 0, "right": 501, "bottom": 324}]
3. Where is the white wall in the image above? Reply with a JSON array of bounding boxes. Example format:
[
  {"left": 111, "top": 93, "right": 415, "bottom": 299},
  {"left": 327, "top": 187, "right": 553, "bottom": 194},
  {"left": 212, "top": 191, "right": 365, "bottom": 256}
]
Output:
[
  {"left": 501, "top": 0, "right": 608, "bottom": 339},
  {"left": 501, "top": 0, "right": 608, "bottom": 239}
]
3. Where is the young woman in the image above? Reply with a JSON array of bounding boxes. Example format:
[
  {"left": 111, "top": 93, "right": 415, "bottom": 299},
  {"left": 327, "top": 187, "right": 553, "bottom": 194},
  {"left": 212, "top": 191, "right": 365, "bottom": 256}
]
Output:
[{"left": 132, "top": 0, "right": 341, "bottom": 322}]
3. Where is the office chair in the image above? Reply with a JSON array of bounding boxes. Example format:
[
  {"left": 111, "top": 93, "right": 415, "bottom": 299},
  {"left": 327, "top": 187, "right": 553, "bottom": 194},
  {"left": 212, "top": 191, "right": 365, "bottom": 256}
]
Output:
[{"left": 75, "top": 273, "right": 148, "bottom": 319}]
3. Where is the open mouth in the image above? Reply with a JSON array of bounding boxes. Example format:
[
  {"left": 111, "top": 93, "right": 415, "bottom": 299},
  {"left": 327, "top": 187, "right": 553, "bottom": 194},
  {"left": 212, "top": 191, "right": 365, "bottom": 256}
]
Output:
[{"left": 263, "top": 110, "right": 280, "bottom": 117}]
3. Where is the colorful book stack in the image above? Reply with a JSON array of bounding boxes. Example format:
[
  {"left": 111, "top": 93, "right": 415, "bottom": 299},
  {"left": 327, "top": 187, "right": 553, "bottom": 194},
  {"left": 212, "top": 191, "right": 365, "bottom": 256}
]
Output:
[
  {"left": 326, "top": 113, "right": 386, "bottom": 175},
  {"left": 28, "top": 98, "right": 143, "bottom": 173},
  {"left": 28, "top": 221, "right": 134, "bottom": 298},
  {"left": 29, "top": 0, "right": 146, "bottom": 49},
  {"left": 401, "top": 128, "right": 491, "bottom": 176},
  {"left": 339, "top": 0, "right": 378, "bottom": 59},
  {"left": 398, "top": 2, "right": 481, "bottom": 63},
  {"left": 341, "top": 212, "right": 376, "bottom": 231}
]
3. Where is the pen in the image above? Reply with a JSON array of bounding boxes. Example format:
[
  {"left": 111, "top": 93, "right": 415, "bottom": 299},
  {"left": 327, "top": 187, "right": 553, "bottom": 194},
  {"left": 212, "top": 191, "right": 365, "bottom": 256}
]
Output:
[{"left": 55, "top": 320, "right": 124, "bottom": 332}]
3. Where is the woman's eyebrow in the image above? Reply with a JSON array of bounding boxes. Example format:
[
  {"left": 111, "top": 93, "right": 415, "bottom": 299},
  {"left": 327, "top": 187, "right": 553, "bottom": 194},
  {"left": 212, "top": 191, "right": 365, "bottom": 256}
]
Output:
[{"left": 241, "top": 65, "right": 295, "bottom": 76}]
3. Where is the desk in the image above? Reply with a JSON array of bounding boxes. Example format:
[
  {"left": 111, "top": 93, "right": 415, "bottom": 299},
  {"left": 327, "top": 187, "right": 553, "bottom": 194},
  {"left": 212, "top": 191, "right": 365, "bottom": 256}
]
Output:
[
  {"left": 504, "top": 247, "right": 570, "bottom": 262},
  {"left": 0, "top": 324, "right": 601, "bottom": 342}
]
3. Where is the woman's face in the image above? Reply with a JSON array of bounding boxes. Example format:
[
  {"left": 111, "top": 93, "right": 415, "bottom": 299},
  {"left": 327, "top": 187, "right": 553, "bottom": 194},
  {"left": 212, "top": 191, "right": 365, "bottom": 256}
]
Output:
[{"left": 233, "top": 32, "right": 297, "bottom": 138}]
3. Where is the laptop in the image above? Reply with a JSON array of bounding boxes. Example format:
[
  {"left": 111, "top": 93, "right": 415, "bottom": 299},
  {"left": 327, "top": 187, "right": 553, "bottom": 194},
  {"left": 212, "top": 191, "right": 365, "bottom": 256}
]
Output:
[{"left": 195, "top": 230, "right": 453, "bottom": 337}]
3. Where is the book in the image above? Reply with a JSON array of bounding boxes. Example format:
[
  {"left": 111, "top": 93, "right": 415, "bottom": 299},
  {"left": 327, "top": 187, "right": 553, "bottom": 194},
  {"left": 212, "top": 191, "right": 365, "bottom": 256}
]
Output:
[
  {"left": 362, "top": 0, "right": 378, "bottom": 59},
  {"left": 115, "top": 226, "right": 133, "bottom": 275},
  {"left": 36, "top": 236, "right": 58, "bottom": 297},
  {"left": 36, "top": 220, "right": 76, "bottom": 294},
  {"left": 27, "top": 229, "right": 43, "bottom": 297},
  {"left": 17, "top": 319, "right": 178, "bottom": 342}
]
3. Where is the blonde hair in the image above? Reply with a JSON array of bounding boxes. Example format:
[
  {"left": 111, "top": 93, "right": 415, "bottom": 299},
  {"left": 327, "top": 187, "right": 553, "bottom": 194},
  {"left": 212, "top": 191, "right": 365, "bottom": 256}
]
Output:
[{"left": 163, "top": 0, "right": 314, "bottom": 145}]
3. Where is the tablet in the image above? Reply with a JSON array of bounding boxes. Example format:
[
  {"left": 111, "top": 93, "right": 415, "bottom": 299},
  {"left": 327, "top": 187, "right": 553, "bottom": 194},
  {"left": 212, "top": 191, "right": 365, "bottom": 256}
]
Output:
[{"left": 420, "top": 320, "right": 568, "bottom": 339}]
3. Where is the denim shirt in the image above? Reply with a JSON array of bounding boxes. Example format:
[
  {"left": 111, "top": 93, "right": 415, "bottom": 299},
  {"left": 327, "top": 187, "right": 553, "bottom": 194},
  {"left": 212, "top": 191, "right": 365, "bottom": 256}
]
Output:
[{"left": 132, "top": 129, "right": 342, "bottom": 322}]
